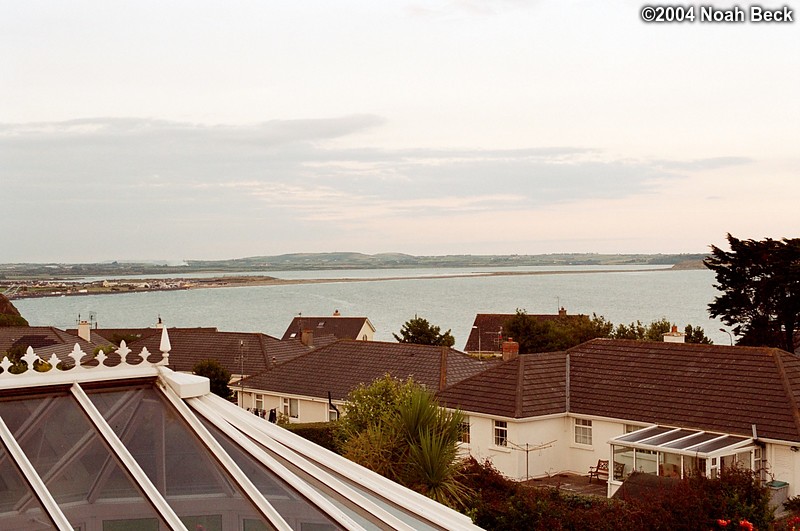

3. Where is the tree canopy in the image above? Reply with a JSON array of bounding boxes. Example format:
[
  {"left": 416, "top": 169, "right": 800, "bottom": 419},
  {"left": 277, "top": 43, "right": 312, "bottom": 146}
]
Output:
[
  {"left": 393, "top": 315, "right": 455, "bottom": 347},
  {"left": 0, "top": 294, "right": 28, "bottom": 327},
  {"left": 705, "top": 234, "right": 800, "bottom": 352},
  {"left": 339, "top": 375, "right": 467, "bottom": 507},
  {"left": 504, "top": 310, "right": 711, "bottom": 354},
  {"left": 192, "top": 359, "right": 233, "bottom": 400}
]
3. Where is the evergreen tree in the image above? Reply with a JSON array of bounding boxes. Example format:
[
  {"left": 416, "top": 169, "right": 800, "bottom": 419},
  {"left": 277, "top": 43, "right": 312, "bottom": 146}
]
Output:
[
  {"left": 394, "top": 315, "right": 455, "bottom": 347},
  {"left": 705, "top": 234, "right": 800, "bottom": 352}
]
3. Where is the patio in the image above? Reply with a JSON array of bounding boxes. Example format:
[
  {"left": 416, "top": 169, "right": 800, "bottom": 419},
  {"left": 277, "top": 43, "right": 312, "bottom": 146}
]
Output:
[{"left": 522, "top": 473, "right": 608, "bottom": 497}]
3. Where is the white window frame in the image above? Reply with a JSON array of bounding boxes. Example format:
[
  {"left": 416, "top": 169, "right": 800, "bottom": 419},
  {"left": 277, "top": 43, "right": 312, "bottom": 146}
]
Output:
[
  {"left": 574, "top": 418, "right": 593, "bottom": 446},
  {"left": 283, "top": 397, "right": 299, "bottom": 418},
  {"left": 459, "top": 418, "right": 471, "bottom": 444},
  {"left": 493, "top": 420, "right": 508, "bottom": 447}
]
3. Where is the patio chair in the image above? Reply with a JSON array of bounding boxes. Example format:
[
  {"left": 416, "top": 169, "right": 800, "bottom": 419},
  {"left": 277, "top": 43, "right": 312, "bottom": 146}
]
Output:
[{"left": 588, "top": 459, "right": 609, "bottom": 483}]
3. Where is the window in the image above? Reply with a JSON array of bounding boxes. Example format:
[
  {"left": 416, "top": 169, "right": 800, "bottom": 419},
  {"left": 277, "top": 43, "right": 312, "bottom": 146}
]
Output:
[
  {"left": 255, "top": 394, "right": 263, "bottom": 412},
  {"left": 494, "top": 420, "right": 507, "bottom": 447},
  {"left": 625, "top": 424, "right": 643, "bottom": 434},
  {"left": 574, "top": 418, "right": 592, "bottom": 445},
  {"left": 328, "top": 405, "right": 339, "bottom": 422},
  {"left": 283, "top": 397, "right": 299, "bottom": 418},
  {"left": 459, "top": 418, "right": 470, "bottom": 444}
]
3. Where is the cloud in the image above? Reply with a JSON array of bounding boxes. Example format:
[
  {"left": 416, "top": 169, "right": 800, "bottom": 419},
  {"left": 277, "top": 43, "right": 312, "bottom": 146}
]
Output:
[{"left": 1, "top": 116, "right": 764, "bottom": 261}]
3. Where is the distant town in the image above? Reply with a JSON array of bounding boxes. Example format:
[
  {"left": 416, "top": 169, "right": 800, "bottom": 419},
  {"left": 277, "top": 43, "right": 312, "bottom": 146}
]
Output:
[{"left": 0, "top": 252, "right": 706, "bottom": 299}]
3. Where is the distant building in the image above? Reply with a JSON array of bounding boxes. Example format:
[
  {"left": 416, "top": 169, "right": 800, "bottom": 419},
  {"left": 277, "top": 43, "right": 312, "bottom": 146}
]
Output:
[{"left": 281, "top": 312, "right": 376, "bottom": 345}]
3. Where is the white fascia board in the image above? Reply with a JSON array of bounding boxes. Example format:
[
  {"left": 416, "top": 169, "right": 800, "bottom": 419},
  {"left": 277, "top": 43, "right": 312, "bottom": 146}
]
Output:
[
  {"left": 158, "top": 367, "right": 210, "bottom": 398},
  {"left": 0, "top": 366, "right": 159, "bottom": 391}
]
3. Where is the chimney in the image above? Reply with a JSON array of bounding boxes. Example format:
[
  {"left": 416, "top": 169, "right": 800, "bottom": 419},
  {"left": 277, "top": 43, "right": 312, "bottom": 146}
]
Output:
[
  {"left": 502, "top": 338, "right": 519, "bottom": 361},
  {"left": 558, "top": 307, "right": 567, "bottom": 317},
  {"left": 77, "top": 320, "right": 91, "bottom": 342},
  {"left": 439, "top": 346, "right": 448, "bottom": 390},
  {"left": 301, "top": 329, "right": 314, "bottom": 347},
  {"left": 663, "top": 324, "right": 685, "bottom": 343},
  {"left": 333, "top": 309, "right": 341, "bottom": 316},
  {"left": 155, "top": 315, "right": 164, "bottom": 329}
]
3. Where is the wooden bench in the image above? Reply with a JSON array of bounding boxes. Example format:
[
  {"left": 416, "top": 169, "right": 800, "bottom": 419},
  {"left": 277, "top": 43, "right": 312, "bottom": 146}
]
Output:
[
  {"left": 588, "top": 460, "right": 609, "bottom": 483},
  {"left": 588, "top": 461, "right": 626, "bottom": 483}
]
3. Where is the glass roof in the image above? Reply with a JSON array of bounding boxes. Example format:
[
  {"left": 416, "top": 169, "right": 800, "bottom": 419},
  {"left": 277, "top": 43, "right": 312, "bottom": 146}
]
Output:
[
  {"left": 610, "top": 425, "right": 753, "bottom": 457},
  {"left": 0, "top": 337, "right": 481, "bottom": 531}
]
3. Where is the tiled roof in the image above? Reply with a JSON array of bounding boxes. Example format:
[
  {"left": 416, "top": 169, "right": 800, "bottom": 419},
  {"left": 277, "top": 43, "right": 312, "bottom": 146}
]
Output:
[
  {"left": 569, "top": 339, "right": 800, "bottom": 442},
  {"left": 128, "top": 328, "right": 311, "bottom": 376},
  {"left": 463, "top": 313, "right": 572, "bottom": 352},
  {"left": 438, "top": 338, "right": 800, "bottom": 443},
  {"left": 0, "top": 326, "right": 110, "bottom": 365},
  {"left": 281, "top": 316, "right": 375, "bottom": 341},
  {"left": 241, "top": 340, "right": 499, "bottom": 401},
  {"left": 438, "top": 352, "right": 566, "bottom": 418}
]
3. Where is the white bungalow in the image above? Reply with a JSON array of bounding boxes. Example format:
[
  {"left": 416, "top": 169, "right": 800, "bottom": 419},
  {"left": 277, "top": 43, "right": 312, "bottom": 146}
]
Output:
[{"left": 437, "top": 338, "right": 800, "bottom": 503}]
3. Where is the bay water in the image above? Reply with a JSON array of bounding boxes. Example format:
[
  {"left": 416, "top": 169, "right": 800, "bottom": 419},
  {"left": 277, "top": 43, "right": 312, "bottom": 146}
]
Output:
[{"left": 14, "top": 265, "right": 730, "bottom": 348}]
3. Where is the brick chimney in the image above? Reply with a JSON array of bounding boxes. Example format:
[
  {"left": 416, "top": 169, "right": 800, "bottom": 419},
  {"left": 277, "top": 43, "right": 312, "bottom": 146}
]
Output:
[
  {"left": 77, "top": 320, "right": 91, "bottom": 342},
  {"left": 558, "top": 307, "right": 567, "bottom": 317},
  {"left": 301, "top": 329, "right": 314, "bottom": 347},
  {"left": 502, "top": 338, "right": 519, "bottom": 361},
  {"left": 663, "top": 325, "right": 685, "bottom": 343}
]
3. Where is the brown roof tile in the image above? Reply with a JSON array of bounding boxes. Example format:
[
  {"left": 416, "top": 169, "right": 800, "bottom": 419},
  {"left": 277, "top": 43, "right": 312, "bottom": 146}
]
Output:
[
  {"left": 438, "top": 352, "right": 566, "bottom": 418},
  {"left": 241, "top": 340, "right": 499, "bottom": 400},
  {"left": 128, "top": 329, "right": 311, "bottom": 376}
]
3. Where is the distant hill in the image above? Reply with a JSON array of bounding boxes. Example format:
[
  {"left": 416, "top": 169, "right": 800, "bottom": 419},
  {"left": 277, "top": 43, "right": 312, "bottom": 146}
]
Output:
[{"left": 0, "top": 252, "right": 709, "bottom": 280}]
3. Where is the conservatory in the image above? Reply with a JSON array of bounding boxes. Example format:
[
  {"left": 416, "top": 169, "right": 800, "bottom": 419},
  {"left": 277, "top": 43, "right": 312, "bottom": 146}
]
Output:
[
  {"left": 607, "top": 425, "right": 762, "bottom": 496},
  {"left": 0, "top": 331, "right": 480, "bottom": 531}
]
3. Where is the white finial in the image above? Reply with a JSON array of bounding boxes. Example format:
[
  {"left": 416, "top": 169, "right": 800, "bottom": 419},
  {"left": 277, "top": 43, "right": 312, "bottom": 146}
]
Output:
[{"left": 158, "top": 326, "right": 171, "bottom": 366}]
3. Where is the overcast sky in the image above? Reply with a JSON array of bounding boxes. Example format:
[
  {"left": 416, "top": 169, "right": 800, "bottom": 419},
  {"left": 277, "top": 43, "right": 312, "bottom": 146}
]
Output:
[{"left": 2, "top": 1, "right": 798, "bottom": 262}]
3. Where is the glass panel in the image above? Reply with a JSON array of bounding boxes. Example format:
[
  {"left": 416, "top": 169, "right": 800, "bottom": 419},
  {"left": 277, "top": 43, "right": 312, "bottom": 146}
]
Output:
[
  {"left": 612, "top": 446, "right": 633, "bottom": 480},
  {"left": 694, "top": 435, "right": 749, "bottom": 454},
  {"left": 635, "top": 449, "right": 658, "bottom": 474},
  {"left": 616, "top": 426, "right": 672, "bottom": 443},
  {"left": 180, "top": 515, "right": 223, "bottom": 531},
  {"left": 662, "top": 431, "right": 721, "bottom": 450},
  {"left": 661, "top": 453, "right": 682, "bottom": 477},
  {"left": 199, "top": 418, "right": 339, "bottom": 530},
  {"left": 87, "top": 385, "right": 271, "bottom": 530},
  {"left": 0, "top": 441, "right": 56, "bottom": 530},
  {"left": 644, "top": 429, "right": 695, "bottom": 447},
  {"left": 103, "top": 518, "right": 159, "bottom": 531},
  {"left": 0, "top": 392, "right": 165, "bottom": 529}
]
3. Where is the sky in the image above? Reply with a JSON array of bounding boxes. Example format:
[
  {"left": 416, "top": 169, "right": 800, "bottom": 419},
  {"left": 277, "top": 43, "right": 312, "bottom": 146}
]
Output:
[{"left": 2, "top": 0, "right": 798, "bottom": 263}]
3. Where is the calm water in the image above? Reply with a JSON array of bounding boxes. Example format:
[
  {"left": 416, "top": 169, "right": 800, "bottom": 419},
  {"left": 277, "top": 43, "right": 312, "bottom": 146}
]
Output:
[{"left": 15, "top": 266, "right": 729, "bottom": 348}]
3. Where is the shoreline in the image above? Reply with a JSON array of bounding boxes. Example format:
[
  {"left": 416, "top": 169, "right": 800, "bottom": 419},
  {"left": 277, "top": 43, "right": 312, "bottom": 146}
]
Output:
[{"left": 4, "top": 267, "right": 684, "bottom": 300}]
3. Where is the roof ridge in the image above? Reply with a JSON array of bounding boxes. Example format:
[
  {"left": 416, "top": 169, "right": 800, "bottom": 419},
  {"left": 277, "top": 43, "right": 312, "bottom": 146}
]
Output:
[
  {"left": 514, "top": 356, "right": 524, "bottom": 417},
  {"left": 769, "top": 348, "right": 800, "bottom": 439}
]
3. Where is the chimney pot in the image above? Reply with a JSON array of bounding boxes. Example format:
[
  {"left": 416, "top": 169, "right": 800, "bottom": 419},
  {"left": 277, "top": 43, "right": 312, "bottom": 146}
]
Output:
[
  {"left": 301, "top": 329, "right": 314, "bottom": 347},
  {"left": 502, "top": 339, "right": 519, "bottom": 361}
]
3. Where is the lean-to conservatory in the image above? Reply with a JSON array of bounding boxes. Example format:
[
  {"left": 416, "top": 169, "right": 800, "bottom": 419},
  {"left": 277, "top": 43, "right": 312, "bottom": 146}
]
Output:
[
  {"left": 0, "top": 331, "right": 480, "bottom": 531},
  {"left": 607, "top": 425, "right": 762, "bottom": 495}
]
